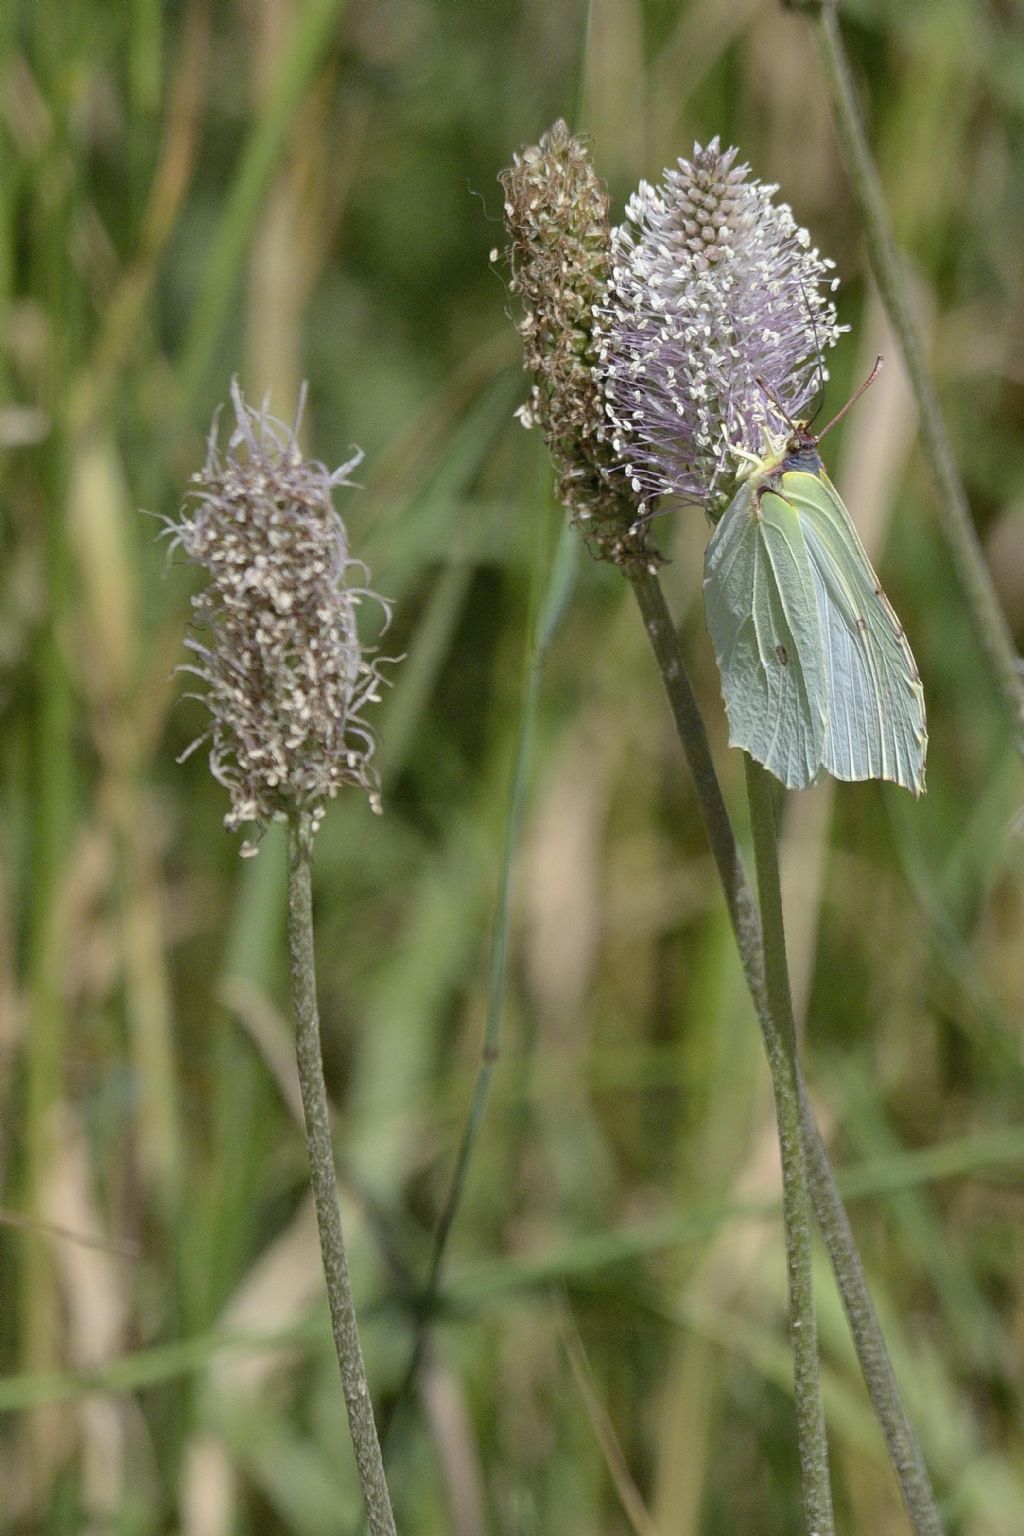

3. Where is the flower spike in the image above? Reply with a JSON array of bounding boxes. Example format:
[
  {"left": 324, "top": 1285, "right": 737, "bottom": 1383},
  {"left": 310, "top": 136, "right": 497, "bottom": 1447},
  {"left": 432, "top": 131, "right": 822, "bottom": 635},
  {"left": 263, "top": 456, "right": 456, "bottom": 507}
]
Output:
[
  {"left": 597, "top": 139, "right": 844, "bottom": 520},
  {"left": 499, "top": 121, "right": 650, "bottom": 568},
  {"left": 170, "top": 381, "right": 394, "bottom": 854}
]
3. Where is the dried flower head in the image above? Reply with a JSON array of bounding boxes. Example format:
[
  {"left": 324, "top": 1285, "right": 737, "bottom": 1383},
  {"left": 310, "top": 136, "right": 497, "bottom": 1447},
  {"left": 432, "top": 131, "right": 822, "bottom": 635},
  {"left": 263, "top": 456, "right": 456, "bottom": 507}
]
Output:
[
  {"left": 170, "top": 382, "right": 393, "bottom": 855},
  {"left": 499, "top": 120, "right": 649, "bottom": 568},
  {"left": 597, "top": 139, "right": 844, "bottom": 519}
]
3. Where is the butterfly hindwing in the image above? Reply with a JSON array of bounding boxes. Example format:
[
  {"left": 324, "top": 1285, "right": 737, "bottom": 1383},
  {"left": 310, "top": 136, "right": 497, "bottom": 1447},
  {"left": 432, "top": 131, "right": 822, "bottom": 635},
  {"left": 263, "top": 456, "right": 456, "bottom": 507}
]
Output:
[
  {"left": 704, "top": 480, "right": 828, "bottom": 790},
  {"left": 778, "top": 470, "right": 927, "bottom": 795}
]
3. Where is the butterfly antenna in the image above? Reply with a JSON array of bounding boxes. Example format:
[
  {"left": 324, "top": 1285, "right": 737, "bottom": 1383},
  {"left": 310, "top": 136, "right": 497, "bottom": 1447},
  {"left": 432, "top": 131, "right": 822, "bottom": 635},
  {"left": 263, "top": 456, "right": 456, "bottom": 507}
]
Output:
[
  {"left": 789, "top": 274, "right": 828, "bottom": 427},
  {"left": 815, "top": 355, "right": 883, "bottom": 445},
  {"left": 804, "top": 279, "right": 828, "bottom": 427},
  {"left": 755, "top": 374, "right": 796, "bottom": 432}
]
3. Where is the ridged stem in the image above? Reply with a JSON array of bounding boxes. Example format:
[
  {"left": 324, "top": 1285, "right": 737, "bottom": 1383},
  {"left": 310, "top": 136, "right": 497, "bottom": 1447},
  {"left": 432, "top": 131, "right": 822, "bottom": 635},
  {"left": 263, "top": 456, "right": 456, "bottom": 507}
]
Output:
[
  {"left": 628, "top": 564, "right": 945, "bottom": 1536},
  {"left": 743, "top": 756, "right": 835, "bottom": 1535},
  {"left": 799, "top": 1092, "right": 944, "bottom": 1536},
  {"left": 377, "top": 516, "right": 577, "bottom": 1455},
  {"left": 286, "top": 817, "right": 397, "bottom": 1536}
]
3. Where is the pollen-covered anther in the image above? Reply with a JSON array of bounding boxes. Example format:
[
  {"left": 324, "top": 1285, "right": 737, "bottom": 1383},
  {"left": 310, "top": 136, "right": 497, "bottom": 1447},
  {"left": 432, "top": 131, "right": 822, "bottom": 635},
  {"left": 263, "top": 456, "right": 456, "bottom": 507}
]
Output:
[{"left": 169, "top": 381, "right": 395, "bottom": 851}]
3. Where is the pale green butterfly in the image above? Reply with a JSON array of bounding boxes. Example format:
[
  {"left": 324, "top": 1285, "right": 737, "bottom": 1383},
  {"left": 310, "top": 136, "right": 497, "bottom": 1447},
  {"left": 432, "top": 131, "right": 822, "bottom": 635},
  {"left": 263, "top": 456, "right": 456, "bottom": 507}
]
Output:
[{"left": 703, "top": 360, "right": 927, "bottom": 794}]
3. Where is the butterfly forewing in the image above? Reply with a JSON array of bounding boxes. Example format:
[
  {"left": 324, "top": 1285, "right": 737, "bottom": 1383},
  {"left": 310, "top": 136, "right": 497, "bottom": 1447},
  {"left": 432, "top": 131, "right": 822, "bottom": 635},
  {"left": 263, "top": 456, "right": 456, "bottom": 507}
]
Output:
[
  {"left": 780, "top": 470, "right": 927, "bottom": 795},
  {"left": 704, "top": 481, "right": 828, "bottom": 789}
]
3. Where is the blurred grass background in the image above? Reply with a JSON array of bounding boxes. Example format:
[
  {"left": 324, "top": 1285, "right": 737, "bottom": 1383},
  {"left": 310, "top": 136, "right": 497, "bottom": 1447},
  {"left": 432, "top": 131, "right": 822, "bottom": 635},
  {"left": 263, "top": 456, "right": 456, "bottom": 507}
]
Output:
[{"left": 2, "top": 0, "right": 1024, "bottom": 1531}]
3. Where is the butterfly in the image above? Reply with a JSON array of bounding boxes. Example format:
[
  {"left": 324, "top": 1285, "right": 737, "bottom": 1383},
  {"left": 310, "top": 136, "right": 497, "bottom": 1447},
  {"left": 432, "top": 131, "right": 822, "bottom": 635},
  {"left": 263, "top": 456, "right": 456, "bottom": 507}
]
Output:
[{"left": 702, "top": 360, "right": 927, "bottom": 794}]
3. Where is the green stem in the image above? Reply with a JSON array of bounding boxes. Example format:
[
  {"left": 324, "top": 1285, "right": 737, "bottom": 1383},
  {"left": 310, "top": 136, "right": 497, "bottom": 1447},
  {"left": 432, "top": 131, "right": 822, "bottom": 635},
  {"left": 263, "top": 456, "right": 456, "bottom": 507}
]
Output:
[
  {"left": 806, "top": 0, "right": 1024, "bottom": 740},
  {"left": 799, "top": 1103, "right": 944, "bottom": 1536},
  {"left": 628, "top": 565, "right": 945, "bottom": 1536},
  {"left": 286, "top": 818, "right": 397, "bottom": 1536},
  {"left": 379, "top": 518, "right": 577, "bottom": 1449},
  {"left": 743, "top": 757, "right": 835, "bottom": 1536}
]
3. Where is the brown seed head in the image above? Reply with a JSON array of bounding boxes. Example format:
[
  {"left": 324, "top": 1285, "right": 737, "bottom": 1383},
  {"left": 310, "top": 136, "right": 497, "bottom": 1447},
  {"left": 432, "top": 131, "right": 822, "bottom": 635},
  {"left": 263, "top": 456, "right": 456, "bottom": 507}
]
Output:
[
  {"left": 171, "top": 382, "right": 393, "bottom": 854},
  {"left": 499, "top": 121, "right": 652, "bottom": 569}
]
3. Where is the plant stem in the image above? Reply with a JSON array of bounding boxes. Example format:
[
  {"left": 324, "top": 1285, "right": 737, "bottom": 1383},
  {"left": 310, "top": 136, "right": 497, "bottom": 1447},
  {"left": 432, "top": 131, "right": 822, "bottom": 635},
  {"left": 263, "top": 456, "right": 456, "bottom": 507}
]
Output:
[
  {"left": 743, "top": 757, "right": 835, "bottom": 1534},
  {"left": 379, "top": 518, "right": 578, "bottom": 1449},
  {"left": 286, "top": 817, "right": 397, "bottom": 1536},
  {"left": 798, "top": 1100, "right": 944, "bottom": 1536},
  {"left": 628, "top": 564, "right": 945, "bottom": 1536},
  {"left": 805, "top": 0, "right": 1024, "bottom": 740}
]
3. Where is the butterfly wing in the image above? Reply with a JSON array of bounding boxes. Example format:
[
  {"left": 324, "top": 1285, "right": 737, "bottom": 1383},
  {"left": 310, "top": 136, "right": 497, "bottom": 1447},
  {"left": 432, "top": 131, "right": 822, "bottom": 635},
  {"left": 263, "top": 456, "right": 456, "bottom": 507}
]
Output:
[
  {"left": 780, "top": 469, "right": 927, "bottom": 795},
  {"left": 704, "top": 480, "right": 828, "bottom": 789}
]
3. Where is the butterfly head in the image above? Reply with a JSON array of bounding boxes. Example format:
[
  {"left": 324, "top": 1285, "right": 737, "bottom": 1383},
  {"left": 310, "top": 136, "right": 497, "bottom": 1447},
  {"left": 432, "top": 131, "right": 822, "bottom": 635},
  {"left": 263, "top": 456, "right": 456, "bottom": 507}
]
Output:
[
  {"left": 752, "top": 355, "right": 883, "bottom": 475},
  {"left": 780, "top": 420, "right": 823, "bottom": 475},
  {"left": 734, "top": 419, "right": 816, "bottom": 481}
]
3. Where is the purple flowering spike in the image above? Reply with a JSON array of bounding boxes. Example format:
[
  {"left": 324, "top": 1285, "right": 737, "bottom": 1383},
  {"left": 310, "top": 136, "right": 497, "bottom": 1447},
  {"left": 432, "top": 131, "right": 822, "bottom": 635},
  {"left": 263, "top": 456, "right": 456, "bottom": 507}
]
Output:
[{"left": 596, "top": 140, "right": 844, "bottom": 518}]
